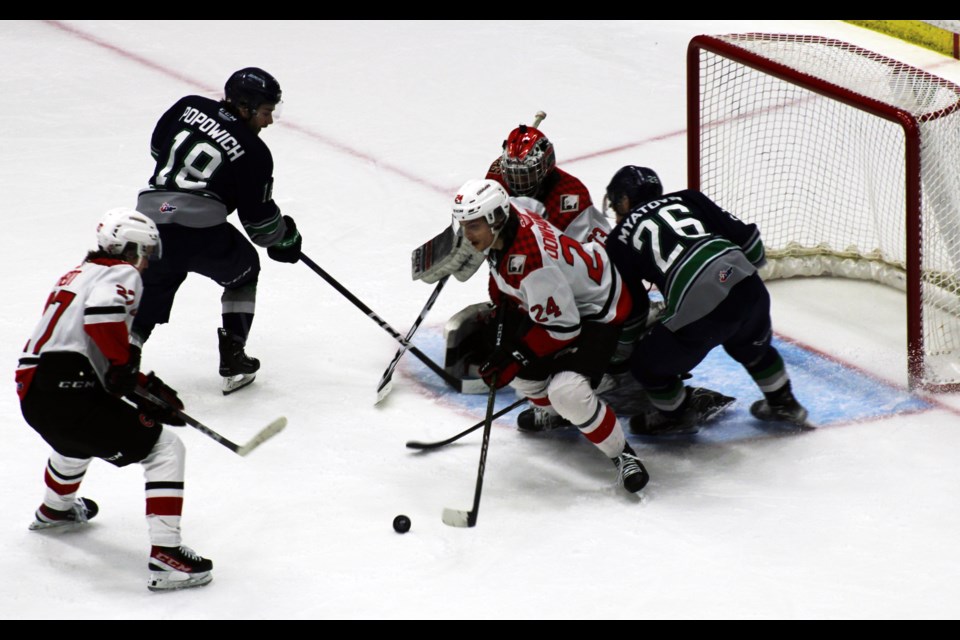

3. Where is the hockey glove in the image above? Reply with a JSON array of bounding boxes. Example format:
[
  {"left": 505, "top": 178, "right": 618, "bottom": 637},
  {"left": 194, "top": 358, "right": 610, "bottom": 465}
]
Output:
[
  {"left": 135, "top": 372, "right": 186, "bottom": 426},
  {"left": 478, "top": 343, "right": 534, "bottom": 389},
  {"left": 267, "top": 215, "right": 302, "bottom": 264},
  {"left": 105, "top": 362, "right": 138, "bottom": 396}
]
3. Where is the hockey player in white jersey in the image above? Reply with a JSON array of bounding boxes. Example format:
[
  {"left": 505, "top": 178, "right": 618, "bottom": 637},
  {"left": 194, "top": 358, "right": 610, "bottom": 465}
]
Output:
[
  {"left": 452, "top": 179, "right": 649, "bottom": 494},
  {"left": 15, "top": 208, "right": 213, "bottom": 591}
]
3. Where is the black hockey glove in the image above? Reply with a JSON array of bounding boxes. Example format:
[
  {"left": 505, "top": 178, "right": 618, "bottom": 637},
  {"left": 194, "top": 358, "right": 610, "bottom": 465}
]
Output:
[
  {"left": 478, "top": 343, "right": 534, "bottom": 389},
  {"left": 105, "top": 344, "right": 142, "bottom": 396},
  {"left": 267, "top": 215, "right": 302, "bottom": 264},
  {"left": 135, "top": 372, "right": 186, "bottom": 426},
  {"left": 105, "top": 362, "right": 138, "bottom": 396}
]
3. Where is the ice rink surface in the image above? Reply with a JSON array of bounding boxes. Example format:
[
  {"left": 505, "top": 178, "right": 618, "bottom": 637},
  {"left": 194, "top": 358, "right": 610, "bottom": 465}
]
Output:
[{"left": 2, "top": 20, "right": 960, "bottom": 619}]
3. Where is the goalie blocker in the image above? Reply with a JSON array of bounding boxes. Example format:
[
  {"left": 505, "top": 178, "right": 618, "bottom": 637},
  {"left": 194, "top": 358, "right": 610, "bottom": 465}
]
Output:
[{"left": 411, "top": 224, "right": 486, "bottom": 284}]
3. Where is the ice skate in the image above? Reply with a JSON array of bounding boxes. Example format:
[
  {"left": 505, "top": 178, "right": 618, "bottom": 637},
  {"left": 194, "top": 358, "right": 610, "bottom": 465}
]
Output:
[
  {"left": 612, "top": 444, "right": 649, "bottom": 493},
  {"left": 629, "top": 408, "right": 699, "bottom": 436},
  {"left": 148, "top": 545, "right": 213, "bottom": 592},
  {"left": 28, "top": 497, "right": 99, "bottom": 531},
  {"left": 517, "top": 407, "right": 572, "bottom": 432},
  {"left": 218, "top": 328, "right": 259, "bottom": 395},
  {"left": 750, "top": 385, "right": 811, "bottom": 428},
  {"left": 687, "top": 386, "right": 736, "bottom": 423}
]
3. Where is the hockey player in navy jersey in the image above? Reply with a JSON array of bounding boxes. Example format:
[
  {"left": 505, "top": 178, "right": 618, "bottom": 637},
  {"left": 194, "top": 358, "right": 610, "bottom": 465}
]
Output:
[
  {"left": 132, "top": 67, "right": 303, "bottom": 395},
  {"left": 17, "top": 208, "right": 213, "bottom": 591},
  {"left": 603, "top": 165, "right": 809, "bottom": 433},
  {"left": 452, "top": 178, "right": 649, "bottom": 494}
]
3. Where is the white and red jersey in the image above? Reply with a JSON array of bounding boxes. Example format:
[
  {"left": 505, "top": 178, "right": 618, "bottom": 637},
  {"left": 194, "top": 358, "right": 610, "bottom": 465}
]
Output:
[
  {"left": 17, "top": 258, "right": 142, "bottom": 397},
  {"left": 487, "top": 161, "right": 611, "bottom": 246},
  {"left": 489, "top": 206, "right": 631, "bottom": 358}
]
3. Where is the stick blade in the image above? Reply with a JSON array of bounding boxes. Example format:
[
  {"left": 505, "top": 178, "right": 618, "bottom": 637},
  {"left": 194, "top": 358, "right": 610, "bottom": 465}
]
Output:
[
  {"left": 236, "top": 417, "right": 287, "bottom": 457},
  {"left": 375, "top": 378, "right": 393, "bottom": 405},
  {"left": 441, "top": 507, "right": 474, "bottom": 528}
]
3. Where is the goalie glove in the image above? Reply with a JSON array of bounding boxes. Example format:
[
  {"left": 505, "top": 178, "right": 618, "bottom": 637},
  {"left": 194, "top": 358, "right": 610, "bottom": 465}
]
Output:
[{"left": 411, "top": 224, "right": 485, "bottom": 284}]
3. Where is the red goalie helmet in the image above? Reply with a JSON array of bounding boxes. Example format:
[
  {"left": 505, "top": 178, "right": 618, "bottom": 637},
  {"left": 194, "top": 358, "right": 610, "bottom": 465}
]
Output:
[{"left": 500, "top": 125, "right": 556, "bottom": 197}]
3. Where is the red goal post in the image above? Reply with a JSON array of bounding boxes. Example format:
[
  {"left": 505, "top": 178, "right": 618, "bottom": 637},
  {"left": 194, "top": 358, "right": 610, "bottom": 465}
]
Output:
[{"left": 687, "top": 33, "right": 960, "bottom": 392}]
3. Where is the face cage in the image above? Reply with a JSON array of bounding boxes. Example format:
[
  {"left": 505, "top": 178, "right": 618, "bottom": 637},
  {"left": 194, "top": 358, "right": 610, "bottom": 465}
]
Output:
[{"left": 501, "top": 159, "right": 545, "bottom": 197}]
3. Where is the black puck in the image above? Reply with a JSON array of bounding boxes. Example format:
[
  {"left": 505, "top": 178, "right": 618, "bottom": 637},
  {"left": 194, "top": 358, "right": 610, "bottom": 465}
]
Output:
[{"left": 393, "top": 514, "right": 411, "bottom": 533}]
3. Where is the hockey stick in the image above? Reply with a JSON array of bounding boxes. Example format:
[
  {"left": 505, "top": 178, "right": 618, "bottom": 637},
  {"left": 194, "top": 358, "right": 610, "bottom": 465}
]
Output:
[
  {"left": 442, "top": 373, "right": 498, "bottom": 528},
  {"left": 299, "top": 252, "right": 464, "bottom": 392},
  {"left": 133, "top": 388, "right": 287, "bottom": 457},
  {"left": 375, "top": 110, "right": 548, "bottom": 401},
  {"left": 405, "top": 396, "right": 526, "bottom": 450},
  {"left": 441, "top": 305, "right": 508, "bottom": 528},
  {"left": 376, "top": 275, "right": 449, "bottom": 404}
]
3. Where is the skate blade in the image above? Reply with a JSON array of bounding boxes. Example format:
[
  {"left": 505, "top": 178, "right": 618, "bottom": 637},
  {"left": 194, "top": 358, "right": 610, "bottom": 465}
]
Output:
[
  {"left": 222, "top": 373, "right": 256, "bottom": 395},
  {"left": 28, "top": 520, "right": 88, "bottom": 532},
  {"left": 698, "top": 397, "right": 736, "bottom": 423},
  {"left": 148, "top": 571, "right": 213, "bottom": 592}
]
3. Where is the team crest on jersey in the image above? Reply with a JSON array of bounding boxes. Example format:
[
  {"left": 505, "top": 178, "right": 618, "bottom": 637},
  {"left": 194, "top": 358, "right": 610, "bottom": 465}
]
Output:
[
  {"left": 560, "top": 194, "right": 579, "bottom": 213},
  {"left": 719, "top": 266, "right": 733, "bottom": 282},
  {"left": 507, "top": 255, "right": 526, "bottom": 274},
  {"left": 159, "top": 202, "right": 177, "bottom": 214}
]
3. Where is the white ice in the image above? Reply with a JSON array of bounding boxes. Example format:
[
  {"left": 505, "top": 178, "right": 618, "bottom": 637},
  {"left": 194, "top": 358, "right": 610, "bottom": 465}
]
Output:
[{"left": 2, "top": 20, "right": 960, "bottom": 620}]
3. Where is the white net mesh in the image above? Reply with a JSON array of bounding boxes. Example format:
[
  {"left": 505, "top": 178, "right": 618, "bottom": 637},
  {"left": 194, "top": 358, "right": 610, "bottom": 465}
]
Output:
[{"left": 693, "top": 33, "right": 960, "bottom": 390}]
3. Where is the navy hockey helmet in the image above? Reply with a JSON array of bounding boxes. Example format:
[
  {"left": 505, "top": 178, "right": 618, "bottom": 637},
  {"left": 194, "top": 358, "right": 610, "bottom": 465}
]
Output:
[
  {"left": 605, "top": 166, "right": 663, "bottom": 210},
  {"left": 224, "top": 67, "right": 282, "bottom": 111}
]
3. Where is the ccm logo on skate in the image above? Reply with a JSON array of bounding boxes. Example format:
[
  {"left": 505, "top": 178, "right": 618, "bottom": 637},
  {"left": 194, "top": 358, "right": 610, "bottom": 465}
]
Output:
[{"left": 154, "top": 552, "right": 194, "bottom": 572}]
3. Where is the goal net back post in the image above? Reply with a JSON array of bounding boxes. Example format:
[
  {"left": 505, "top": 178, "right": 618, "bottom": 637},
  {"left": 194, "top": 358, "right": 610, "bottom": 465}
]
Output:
[{"left": 688, "top": 33, "right": 960, "bottom": 391}]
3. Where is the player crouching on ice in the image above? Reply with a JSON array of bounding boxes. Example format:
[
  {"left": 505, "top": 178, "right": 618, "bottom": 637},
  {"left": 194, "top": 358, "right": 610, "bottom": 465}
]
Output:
[
  {"left": 16, "top": 208, "right": 213, "bottom": 591},
  {"left": 451, "top": 178, "right": 649, "bottom": 494},
  {"left": 603, "top": 166, "right": 810, "bottom": 431}
]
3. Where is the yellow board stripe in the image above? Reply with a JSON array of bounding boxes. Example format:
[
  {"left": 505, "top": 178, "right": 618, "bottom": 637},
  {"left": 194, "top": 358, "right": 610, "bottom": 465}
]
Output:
[{"left": 845, "top": 20, "right": 960, "bottom": 59}]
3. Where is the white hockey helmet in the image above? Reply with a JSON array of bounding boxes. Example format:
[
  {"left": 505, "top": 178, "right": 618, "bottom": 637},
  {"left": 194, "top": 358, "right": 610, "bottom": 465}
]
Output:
[
  {"left": 96, "top": 207, "right": 161, "bottom": 260},
  {"left": 451, "top": 179, "right": 510, "bottom": 227}
]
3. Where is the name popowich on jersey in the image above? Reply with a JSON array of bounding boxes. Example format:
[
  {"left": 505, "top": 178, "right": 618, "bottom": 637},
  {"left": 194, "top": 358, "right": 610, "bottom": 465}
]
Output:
[{"left": 178, "top": 107, "right": 245, "bottom": 162}]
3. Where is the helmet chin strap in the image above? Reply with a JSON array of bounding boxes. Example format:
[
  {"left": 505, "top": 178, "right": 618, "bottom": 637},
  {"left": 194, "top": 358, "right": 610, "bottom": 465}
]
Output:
[{"left": 482, "top": 219, "right": 507, "bottom": 256}]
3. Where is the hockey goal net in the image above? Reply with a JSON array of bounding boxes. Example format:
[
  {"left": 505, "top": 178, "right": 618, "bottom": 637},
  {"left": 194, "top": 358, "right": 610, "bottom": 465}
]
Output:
[{"left": 688, "top": 33, "right": 960, "bottom": 392}]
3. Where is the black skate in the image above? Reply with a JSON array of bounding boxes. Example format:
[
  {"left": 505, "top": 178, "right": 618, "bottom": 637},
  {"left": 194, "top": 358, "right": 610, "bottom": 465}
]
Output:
[
  {"left": 612, "top": 444, "right": 649, "bottom": 493},
  {"left": 750, "top": 387, "right": 811, "bottom": 428},
  {"left": 148, "top": 545, "right": 213, "bottom": 592},
  {"left": 218, "top": 328, "right": 260, "bottom": 395},
  {"left": 629, "top": 408, "right": 699, "bottom": 436},
  {"left": 517, "top": 407, "right": 572, "bottom": 432},
  {"left": 630, "top": 386, "right": 735, "bottom": 436},
  {"left": 28, "top": 497, "right": 99, "bottom": 531},
  {"left": 688, "top": 387, "right": 736, "bottom": 423}
]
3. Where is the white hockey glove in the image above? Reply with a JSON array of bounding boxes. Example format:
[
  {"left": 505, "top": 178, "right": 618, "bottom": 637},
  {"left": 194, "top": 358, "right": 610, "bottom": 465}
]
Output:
[{"left": 411, "top": 224, "right": 486, "bottom": 284}]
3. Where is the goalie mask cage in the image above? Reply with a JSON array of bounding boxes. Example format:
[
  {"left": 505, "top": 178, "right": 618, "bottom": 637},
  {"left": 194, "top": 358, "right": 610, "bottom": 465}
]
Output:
[{"left": 688, "top": 33, "right": 960, "bottom": 392}]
